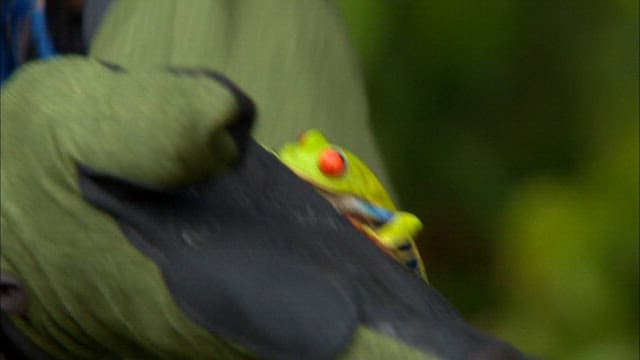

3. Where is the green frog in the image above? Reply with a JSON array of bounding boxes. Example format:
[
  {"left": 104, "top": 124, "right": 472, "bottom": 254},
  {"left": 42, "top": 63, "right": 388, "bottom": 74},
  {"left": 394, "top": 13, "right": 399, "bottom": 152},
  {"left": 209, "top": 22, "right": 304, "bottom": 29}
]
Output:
[{"left": 279, "top": 129, "right": 427, "bottom": 280}]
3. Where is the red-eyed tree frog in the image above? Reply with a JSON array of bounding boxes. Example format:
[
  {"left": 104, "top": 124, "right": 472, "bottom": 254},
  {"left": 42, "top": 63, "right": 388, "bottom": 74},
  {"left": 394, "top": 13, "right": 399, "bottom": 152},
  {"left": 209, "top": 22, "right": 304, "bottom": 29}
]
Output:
[{"left": 279, "top": 129, "right": 427, "bottom": 280}]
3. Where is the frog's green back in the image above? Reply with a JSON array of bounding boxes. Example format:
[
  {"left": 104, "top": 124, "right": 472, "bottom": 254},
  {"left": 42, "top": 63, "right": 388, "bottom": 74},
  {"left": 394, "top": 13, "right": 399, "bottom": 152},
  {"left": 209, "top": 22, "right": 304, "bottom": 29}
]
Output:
[
  {"left": 89, "top": 0, "right": 394, "bottom": 196},
  {"left": 343, "top": 150, "right": 397, "bottom": 210}
]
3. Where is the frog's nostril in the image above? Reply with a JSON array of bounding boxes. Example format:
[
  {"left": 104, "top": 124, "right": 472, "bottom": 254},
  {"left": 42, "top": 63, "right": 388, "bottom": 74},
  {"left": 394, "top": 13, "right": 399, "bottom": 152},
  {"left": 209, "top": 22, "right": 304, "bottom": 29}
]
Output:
[{"left": 296, "top": 131, "right": 308, "bottom": 144}]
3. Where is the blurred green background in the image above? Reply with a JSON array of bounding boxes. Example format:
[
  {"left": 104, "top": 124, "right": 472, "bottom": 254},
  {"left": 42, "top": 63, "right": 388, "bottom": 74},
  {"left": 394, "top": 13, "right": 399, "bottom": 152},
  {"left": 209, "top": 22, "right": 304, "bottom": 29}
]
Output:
[{"left": 336, "top": 1, "right": 638, "bottom": 359}]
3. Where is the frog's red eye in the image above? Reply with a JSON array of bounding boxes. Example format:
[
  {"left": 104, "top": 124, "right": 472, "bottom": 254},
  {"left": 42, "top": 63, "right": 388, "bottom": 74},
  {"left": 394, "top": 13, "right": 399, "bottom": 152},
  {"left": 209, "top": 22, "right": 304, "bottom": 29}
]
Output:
[{"left": 318, "top": 148, "right": 346, "bottom": 177}]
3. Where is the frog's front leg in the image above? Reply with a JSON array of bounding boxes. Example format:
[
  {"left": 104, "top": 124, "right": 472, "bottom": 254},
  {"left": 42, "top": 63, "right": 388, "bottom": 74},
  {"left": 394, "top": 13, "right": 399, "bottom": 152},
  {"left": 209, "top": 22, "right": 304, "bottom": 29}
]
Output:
[
  {"left": 375, "top": 211, "right": 423, "bottom": 248},
  {"left": 349, "top": 198, "right": 427, "bottom": 281},
  {"left": 328, "top": 197, "right": 427, "bottom": 279},
  {"left": 367, "top": 209, "right": 427, "bottom": 280},
  {"left": 345, "top": 200, "right": 421, "bottom": 248}
]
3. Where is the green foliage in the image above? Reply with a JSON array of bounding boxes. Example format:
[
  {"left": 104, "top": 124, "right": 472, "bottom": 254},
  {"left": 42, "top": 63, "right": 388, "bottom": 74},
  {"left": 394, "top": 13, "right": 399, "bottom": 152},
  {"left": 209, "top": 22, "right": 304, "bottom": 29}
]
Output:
[{"left": 337, "top": 1, "right": 639, "bottom": 358}]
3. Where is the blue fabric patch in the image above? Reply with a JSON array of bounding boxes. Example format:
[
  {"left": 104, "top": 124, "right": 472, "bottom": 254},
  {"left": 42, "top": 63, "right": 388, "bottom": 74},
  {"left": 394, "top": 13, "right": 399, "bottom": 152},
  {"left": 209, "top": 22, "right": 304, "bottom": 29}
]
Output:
[{"left": 1, "top": 0, "right": 56, "bottom": 85}]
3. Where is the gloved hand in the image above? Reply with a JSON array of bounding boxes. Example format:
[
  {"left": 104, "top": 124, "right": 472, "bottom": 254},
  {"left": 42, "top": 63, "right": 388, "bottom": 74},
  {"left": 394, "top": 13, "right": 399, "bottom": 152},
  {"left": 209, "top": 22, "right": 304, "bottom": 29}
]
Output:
[{"left": 1, "top": 57, "right": 528, "bottom": 359}]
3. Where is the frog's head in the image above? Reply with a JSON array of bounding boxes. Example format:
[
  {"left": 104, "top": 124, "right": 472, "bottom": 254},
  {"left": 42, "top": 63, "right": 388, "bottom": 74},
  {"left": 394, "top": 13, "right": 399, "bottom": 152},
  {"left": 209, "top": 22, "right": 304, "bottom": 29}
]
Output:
[{"left": 279, "top": 129, "right": 395, "bottom": 209}]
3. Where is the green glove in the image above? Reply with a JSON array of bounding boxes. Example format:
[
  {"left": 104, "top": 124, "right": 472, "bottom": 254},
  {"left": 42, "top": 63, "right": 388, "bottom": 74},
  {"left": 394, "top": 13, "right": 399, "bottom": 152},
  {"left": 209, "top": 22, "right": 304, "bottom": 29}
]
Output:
[{"left": 1, "top": 57, "right": 253, "bottom": 358}]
